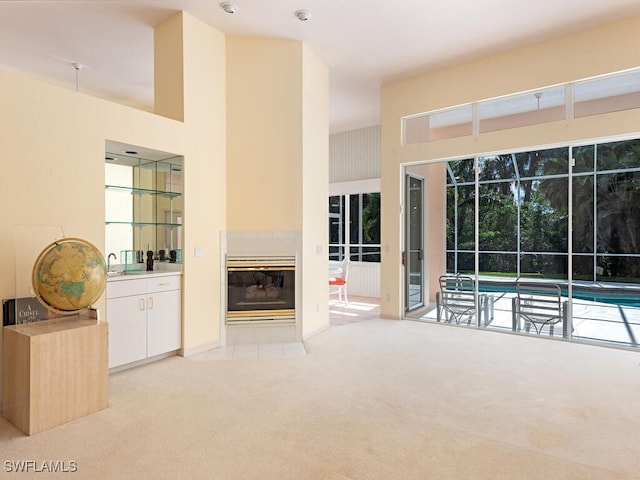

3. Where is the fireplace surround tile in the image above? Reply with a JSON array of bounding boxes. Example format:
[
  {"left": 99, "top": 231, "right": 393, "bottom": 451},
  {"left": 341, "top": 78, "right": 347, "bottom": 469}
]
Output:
[{"left": 221, "top": 230, "right": 302, "bottom": 346}]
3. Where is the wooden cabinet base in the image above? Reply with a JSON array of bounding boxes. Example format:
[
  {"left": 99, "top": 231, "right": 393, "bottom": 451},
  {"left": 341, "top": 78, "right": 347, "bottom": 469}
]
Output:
[{"left": 1, "top": 316, "right": 108, "bottom": 435}]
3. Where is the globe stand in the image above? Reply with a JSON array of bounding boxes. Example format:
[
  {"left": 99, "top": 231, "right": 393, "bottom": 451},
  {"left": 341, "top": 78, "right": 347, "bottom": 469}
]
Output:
[{"left": 2, "top": 231, "right": 109, "bottom": 435}]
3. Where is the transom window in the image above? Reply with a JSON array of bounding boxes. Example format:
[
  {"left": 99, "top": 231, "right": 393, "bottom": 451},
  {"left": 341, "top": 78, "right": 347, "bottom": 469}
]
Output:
[{"left": 403, "top": 68, "right": 640, "bottom": 145}]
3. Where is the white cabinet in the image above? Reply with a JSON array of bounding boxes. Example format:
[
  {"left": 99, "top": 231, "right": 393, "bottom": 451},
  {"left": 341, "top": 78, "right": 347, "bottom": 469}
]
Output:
[
  {"left": 107, "top": 274, "right": 181, "bottom": 369},
  {"left": 147, "top": 278, "right": 181, "bottom": 357},
  {"left": 107, "top": 292, "right": 147, "bottom": 367}
]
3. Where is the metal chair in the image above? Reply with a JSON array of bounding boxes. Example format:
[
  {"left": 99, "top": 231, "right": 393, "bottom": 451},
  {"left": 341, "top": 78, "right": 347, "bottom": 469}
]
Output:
[
  {"left": 436, "top": 275, "right": 491, "bottom": 325},
  {"left": 512, "top": 282, "right": 568, "bottom": 336}
]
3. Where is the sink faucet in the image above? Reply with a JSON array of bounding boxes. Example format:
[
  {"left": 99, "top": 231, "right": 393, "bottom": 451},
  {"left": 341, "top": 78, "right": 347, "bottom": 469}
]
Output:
[{"left": 107, "top": 253, "right": 117, "bottom": 272}]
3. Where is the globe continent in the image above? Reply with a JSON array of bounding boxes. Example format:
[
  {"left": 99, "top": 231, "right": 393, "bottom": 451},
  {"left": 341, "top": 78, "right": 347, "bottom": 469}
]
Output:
[{"left": 32, "top": 238, "right": 107, "bottom": 313}]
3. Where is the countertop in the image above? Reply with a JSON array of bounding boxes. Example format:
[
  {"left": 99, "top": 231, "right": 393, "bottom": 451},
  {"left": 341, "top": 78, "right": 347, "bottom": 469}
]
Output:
[{"left": 107, "top": 269, "right": 182, "bottom": 282}]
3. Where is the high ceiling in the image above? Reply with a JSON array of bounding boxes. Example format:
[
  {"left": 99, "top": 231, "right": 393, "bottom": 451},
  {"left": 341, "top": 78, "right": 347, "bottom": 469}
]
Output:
[{"left": 2, "top": 0, "right": 640, "bottom": 134}]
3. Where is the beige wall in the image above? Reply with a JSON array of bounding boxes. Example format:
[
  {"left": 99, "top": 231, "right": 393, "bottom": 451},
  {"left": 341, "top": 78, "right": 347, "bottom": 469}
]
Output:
[
  {"left": 0, "top": 70, "right": 183, "bottom": 304},
  {"left": 225, "top": 36, "right": 329, "bottom": 337},
  {"left": 380, "top": 15, "right": 640, "bottom": 319},
  {"left": 154, "top": 13, "right": 185, "bottom": 122},
  {"left": 225, "top": 36, "right": 303, "bottom": 231},
  {"left": 178, "top": 13, "right": 227, "bottom": 351},
  {"left": 0, "top": 11, "right": 227, "bottom": 405},
  {"left": 301, "top": 43, "right": 330, "bottom": 338},
  {"left": 0, "top": 12, "right": 330, "bottom": 401}
]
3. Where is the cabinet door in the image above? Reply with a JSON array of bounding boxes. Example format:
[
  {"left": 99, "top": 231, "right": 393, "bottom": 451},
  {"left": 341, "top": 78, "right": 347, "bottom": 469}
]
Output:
[
  {"left": 146, "top": 289, "right": 181, "bottom": 357},
  {"left": 107, "top": 294, "right": 148, "bottom": 368}
]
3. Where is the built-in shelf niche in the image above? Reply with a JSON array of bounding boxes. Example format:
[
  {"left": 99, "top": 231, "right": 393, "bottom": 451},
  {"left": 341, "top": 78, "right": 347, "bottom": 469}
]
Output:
[{"left": 105, "top": 141, "right": 184, "bottom": 266}]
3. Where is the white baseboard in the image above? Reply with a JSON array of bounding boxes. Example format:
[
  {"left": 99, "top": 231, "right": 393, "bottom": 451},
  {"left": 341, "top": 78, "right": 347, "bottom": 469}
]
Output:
[
  {"left": 180, "top": 340, "right": 220, "bottom": 358},
  {"left": 303, "top": 323, "right": 331, "bottom": 341},
  {"left": 108, "top": 351, "right": 177, "bottom": 374}
]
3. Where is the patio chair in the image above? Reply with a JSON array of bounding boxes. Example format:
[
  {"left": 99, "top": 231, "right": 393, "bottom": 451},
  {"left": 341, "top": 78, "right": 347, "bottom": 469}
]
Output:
[
  {"left": 512, "top": 282, "right": 568, "bottom": 336},
  {"left": 436, "top": 275, "right": 492, "bottom": 325},
  {"left": 329, "top": 257, "right": 350, "bottom": 305}
]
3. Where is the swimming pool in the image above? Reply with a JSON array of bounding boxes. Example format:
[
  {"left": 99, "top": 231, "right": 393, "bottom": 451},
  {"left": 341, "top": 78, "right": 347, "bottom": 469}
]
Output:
[{"left": 478, "top": 281, "right": 640, "bottom": 308}]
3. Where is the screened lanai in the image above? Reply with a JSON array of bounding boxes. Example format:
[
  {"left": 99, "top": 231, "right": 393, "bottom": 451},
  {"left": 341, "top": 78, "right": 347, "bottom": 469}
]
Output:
[{"left": 409, "top": 138, "right": 640, "bottom": 349}]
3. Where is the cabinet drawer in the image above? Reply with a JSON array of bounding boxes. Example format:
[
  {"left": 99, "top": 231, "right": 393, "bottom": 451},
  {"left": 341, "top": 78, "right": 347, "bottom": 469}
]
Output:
[
  {"left": 106, "top": 278, "right": 147, "bottom": 299},
  {"left": 147, "top": 275, "right": 181, "bottom": 293}
]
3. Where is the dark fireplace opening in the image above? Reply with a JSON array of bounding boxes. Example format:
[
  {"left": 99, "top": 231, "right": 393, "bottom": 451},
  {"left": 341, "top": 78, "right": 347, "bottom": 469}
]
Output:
[{"left": 226, "top": 256, "right": 295, "bottom": 323}]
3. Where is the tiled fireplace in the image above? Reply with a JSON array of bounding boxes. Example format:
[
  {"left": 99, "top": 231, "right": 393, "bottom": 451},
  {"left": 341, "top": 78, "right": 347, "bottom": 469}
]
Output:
[{"left": 221, "top": 231, "right": 302, "bottom": 345}]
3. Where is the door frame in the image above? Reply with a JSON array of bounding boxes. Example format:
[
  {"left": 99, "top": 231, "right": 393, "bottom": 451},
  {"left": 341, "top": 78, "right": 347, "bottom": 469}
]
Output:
[{"left": 404, "top": 171, "right": 424, "bottom": 312}]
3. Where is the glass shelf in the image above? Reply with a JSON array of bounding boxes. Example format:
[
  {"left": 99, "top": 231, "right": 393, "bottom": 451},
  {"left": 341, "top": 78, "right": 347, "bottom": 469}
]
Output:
[
  {"left": 105, "top": 221, "right": 183, "bottom": 228},
  {"left": 105, "top": 184, "right": 182, "bottom": 199},
  {"left": 105, "top": 146, "right": 183, "bottom": 263}
]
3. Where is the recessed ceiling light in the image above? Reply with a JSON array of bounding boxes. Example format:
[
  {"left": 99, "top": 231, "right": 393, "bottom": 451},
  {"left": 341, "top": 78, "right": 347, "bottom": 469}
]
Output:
[
  {"left": 220, "top": 2, "right": 237, "bottom": 14},
  {"left": 295, "top": 9, "right": 311, "bottom": 21},
  {"left": 122, "top": 150, "right": 139, "bottom": 155},
  {"left": 105, "top": 156, "right": 117, "bottom": 161}
]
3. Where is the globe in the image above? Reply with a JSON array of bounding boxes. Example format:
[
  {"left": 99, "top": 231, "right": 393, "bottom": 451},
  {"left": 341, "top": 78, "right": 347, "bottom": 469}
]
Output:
[{"left": 32, "top": 237, "right": 107, "bottom": 314}]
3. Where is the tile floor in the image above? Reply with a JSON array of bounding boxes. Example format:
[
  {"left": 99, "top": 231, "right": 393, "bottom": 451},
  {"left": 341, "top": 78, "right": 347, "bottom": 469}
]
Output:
[
  {"left": 193, "top": 341, "right": 308, "bottom": 361},
  {"left": 329, "top": 295, "right": 381, "bottom": 326},
  {"left": 193, "top": 296, "right": 381, "bottom": 361}
]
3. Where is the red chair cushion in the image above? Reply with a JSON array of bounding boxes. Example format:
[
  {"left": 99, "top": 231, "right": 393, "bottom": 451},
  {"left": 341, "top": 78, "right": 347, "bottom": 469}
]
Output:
[{"left": 329, "top": 278, "right": 346, "bottom": 286}]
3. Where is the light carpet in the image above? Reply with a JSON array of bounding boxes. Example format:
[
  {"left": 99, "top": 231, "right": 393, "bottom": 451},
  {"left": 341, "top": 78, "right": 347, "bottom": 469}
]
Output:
[{"left": 1, "top": 318, "right": 639, "bottom": 479}]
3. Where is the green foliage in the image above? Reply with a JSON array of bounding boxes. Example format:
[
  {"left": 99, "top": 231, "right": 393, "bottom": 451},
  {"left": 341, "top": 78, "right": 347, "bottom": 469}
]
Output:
[
  {"left": 446, "top": 140, "right": 640, "bottom": 281},
  {"left": 362, "top": 193, "right": 380, "bottom": 243}
]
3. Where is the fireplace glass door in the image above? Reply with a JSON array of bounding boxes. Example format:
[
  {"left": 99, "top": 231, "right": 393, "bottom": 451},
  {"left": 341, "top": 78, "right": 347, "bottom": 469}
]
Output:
[{"left": 227, "top": 257, "right": 295, "bottom": 322}]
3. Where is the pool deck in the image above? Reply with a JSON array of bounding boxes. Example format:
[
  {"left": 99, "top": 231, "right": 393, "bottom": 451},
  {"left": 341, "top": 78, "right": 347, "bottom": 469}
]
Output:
[{"left": 413, "top": 289, "right": 640, "bottom": 348}]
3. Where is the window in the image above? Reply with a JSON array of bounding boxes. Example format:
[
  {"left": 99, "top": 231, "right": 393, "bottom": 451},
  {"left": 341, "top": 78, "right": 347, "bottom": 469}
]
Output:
[
  {"left": 329, "top": 193, "right": 381, "bottom": 262},
  {"left": 572, "top": 138, "right": 640, "bottom": 282},
  {"left": 478, "top": 86, "right": 565, "bottom": 133},
  {"left": 329, "top": 195, "right": 345, "bottom": 262},
  {"left": 402, "top": 68, "right": 640, "bottom": 145},
  {"left": 403, "top": 105, "right": 472, "bottom": 144},
  {"left": 447, "top": 147, "right": 572, "bottom": 278},
  {"left": 440, "top": 138, "right": 640, "bottom": 347},
  {"left": 446, "top": 140, "right": 640, "bottom": 282},
  {"left": 574, "top": 70, "right": 640, "bottom": 117}
]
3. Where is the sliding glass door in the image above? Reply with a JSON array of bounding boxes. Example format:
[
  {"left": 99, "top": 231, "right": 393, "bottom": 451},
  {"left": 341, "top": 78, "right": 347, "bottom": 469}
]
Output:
[
  {"left": 570, "top": 140, "right": 640, "bottom": 346},
  {"left": 420, "top": 137, "right": 640, "bottom": 348},
  {"left": 472, "top": 148, "right": 570, "bottom": 333}
]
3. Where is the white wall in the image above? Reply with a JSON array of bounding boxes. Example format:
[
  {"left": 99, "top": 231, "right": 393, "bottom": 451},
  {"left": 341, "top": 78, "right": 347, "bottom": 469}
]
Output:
[
  {"left": 327, "top": 260, "right": 380, "bottom": 298},
  {"left": 330, "top": 125, "right": 380, "bottom": 183}
]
